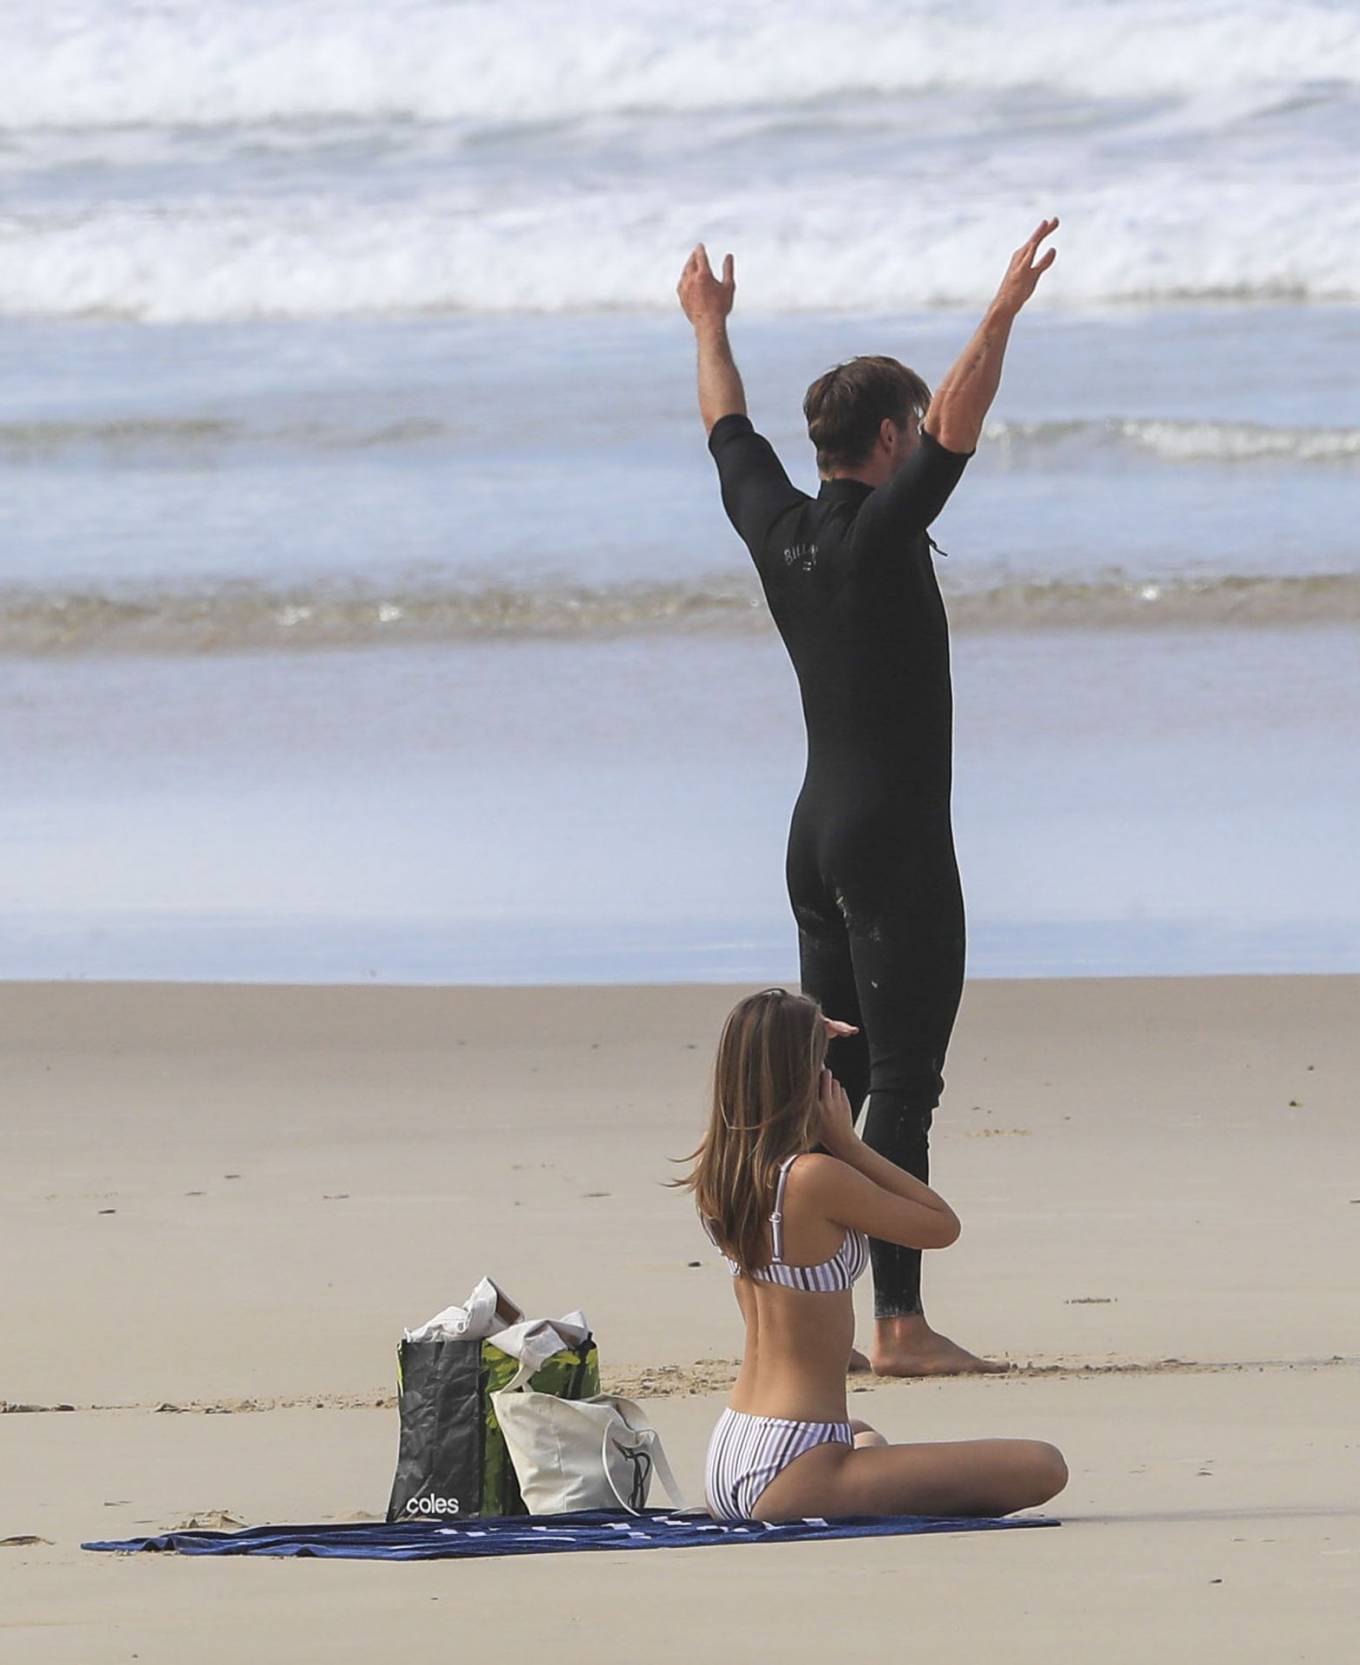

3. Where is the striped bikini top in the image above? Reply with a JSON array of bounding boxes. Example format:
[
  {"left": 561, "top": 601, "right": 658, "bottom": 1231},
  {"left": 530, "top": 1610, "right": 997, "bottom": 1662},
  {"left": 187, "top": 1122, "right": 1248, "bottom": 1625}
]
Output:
[{"left": 712, "top": 1153, "right": 870, "bottom": 1293}]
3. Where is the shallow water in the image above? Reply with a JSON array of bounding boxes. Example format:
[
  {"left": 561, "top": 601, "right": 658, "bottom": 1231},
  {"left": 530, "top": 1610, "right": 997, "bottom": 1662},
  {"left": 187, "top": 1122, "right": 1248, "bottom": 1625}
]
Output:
[{"left": 6, "top": 627, "right": 1356, "bottom": 982}]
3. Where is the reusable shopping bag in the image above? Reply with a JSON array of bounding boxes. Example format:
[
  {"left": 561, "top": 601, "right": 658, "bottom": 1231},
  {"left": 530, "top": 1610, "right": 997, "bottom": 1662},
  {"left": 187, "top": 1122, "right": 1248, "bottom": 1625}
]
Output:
[
  {"left": 386, "top": 1335, "right": 599, "bottom": 1521},
  {"left": 491, "top": 1357, "right": 687, "bottom": 1515}
]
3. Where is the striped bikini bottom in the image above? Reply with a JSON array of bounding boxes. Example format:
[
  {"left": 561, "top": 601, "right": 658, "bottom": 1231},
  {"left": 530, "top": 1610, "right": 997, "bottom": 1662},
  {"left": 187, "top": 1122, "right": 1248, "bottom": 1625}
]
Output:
[{"left": 704, "top": 1407, "right": 853, "bottom": 1523}]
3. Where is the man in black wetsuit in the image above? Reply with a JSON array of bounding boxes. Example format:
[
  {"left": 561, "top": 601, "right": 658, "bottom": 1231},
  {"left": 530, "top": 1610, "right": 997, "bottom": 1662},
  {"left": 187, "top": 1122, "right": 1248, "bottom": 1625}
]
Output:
[{"left": 678, "top": 220, "right": 1058, "bottom": 1376}]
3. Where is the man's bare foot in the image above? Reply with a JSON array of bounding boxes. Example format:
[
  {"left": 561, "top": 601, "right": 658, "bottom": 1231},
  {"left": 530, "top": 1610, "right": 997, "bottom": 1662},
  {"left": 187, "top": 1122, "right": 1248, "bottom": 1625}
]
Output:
[
  {"left": 848, "top": 1346, "right": 872, "bottom": 1374},
  {"left": 870, "top": 1314, "right": 1011, "bottom": 1377}
]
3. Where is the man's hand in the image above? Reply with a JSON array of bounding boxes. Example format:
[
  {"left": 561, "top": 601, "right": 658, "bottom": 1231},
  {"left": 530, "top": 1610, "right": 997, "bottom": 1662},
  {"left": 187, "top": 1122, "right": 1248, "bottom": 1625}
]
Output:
[
  {"left": 680, "top": 243, "right": 746, "bottom": 430},
  {"left": 992, "top": 217, "right": 1059, "bottom": 319},
  {"left": 677, "top": 243, "right": 735, "bottom": 330},
  {"left": 923, "top": 216, "right": 1060, "bottom": 452}
]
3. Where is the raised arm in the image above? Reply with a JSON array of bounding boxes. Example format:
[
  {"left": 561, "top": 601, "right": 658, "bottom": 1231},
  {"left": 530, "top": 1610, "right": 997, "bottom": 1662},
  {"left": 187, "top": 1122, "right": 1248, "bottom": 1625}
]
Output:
[
  {"left": 677, "top": 243, "right": 746, "bottom": 434},
  {"left": 925, "top": 217, "right": 1059, "bottom": 453},
  {"left": 811, "top": 1070, "right": 960, "bottom": 1250},
  {"left": 810, "top": 1150, "right": 961, "bottom": 1251},
  {"left": 855, "top": 218, "right": 1059, "bottom": 545},
  {"left": 680, "top": 243, "right": 806, "bottom": 553}
]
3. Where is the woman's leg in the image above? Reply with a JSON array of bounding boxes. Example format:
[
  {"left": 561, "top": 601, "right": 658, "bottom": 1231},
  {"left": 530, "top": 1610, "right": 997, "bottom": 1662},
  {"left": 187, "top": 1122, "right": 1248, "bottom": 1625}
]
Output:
[{"left": 752, "top": 1435, "right": 1067, "bottom": 1523}]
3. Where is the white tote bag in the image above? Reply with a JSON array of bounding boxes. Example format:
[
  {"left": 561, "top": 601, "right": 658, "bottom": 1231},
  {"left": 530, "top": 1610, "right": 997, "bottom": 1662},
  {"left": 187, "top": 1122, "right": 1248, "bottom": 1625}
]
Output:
[{"left": 491, "top": 1359, "right": 688, "bottom": 1515}]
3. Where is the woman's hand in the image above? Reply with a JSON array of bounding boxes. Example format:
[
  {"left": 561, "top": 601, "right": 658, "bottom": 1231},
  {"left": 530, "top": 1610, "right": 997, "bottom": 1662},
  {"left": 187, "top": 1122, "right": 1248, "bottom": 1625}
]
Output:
[
  {"left": 817, "top": 1067, "right": 857, "bottom": 1156},
  {"left": 821, "top": 1016, "right": 859, "bottom": 1041}
]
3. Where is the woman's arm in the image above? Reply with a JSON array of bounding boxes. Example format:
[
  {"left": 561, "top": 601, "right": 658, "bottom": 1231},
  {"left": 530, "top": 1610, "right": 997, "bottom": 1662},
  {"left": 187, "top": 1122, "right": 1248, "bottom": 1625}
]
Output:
[
  {"left": 809, "top": 1069, "right": 960, "bottom": 1249},
  {"left": 813, "top": 1142, "right": 961, "bottom": 1250}
]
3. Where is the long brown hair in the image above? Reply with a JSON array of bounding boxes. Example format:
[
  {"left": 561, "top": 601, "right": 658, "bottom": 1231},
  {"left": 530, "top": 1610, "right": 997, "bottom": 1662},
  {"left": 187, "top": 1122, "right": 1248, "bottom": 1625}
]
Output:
[{"left": 675, "top": 988, "right": 827, "bottom": 1275}]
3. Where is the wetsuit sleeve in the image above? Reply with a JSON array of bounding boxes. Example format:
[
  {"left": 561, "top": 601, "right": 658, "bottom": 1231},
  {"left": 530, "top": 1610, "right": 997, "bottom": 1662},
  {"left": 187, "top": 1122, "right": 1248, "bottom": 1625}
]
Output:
[
  {"left": 858, "top": 430, "right": 972, "bottom": 545},
  {"left": 707, "top": 413, "right": 807, "bottom": 557}
]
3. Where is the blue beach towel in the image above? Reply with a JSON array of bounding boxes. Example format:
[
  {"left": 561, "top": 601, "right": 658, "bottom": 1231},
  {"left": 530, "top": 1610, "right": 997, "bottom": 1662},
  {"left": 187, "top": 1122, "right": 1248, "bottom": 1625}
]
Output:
[{"left": 84, "top": 1508, "right": 1058, "bottom": 1560}]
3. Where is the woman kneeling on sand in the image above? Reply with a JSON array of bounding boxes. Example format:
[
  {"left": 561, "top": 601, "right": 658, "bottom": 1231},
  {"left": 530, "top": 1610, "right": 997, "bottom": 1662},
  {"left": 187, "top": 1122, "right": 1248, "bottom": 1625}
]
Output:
[{"left": 680, "top": 988, "right": 1067, "bottom": 1523}]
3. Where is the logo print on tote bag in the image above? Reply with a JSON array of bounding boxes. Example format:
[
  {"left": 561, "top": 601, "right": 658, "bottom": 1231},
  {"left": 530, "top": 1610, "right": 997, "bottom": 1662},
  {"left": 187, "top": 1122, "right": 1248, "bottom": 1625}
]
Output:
[{"left": 402, "top": 1495, "right": 462, "bottom": 1517}]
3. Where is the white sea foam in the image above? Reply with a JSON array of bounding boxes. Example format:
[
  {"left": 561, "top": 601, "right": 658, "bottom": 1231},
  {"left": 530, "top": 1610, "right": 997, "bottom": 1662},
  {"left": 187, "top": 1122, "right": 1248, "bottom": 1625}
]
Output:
[
  {"left": 1117, "top": 420, "right": 1360, "bottom": 463},
  {"left": 3, "top": 156, "right": 1358, "bottom": 321},
  {"left": 2, "top": 0, "right": 1357, "bottom": 130},
  {"left": 1, "top": 0, "right": 1355, "bottom": 320},
  {"left": 7, "top": 412, "right": 1357, "bottom": 467},
  {"left": 984, "top": 418, "right": 1360, "bottom": 466}
]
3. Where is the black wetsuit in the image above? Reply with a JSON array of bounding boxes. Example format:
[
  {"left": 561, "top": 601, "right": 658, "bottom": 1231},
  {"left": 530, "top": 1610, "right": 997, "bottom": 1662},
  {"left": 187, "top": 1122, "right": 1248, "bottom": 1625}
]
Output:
[{"left": 708, "top": 412, "right": 972, "bottom": 1317}]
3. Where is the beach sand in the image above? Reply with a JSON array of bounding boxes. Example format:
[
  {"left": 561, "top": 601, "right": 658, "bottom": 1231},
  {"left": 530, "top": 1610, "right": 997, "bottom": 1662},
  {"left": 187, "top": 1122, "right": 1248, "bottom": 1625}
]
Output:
[{"left": 3, "top": 975, "right": 1357, "bottom": 1661}]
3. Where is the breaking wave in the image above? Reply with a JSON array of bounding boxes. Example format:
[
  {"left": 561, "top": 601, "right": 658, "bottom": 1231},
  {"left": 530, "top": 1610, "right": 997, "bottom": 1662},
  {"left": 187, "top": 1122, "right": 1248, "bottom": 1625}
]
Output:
[
  {"left": 983, "top": 418, "right": 1360, "bottom": 467},
  {"left": 3, "top": 183, "right": 1358, "bottom": 320},
  {"left": 1, "top": 2, "right": 1356, "bottom": 321},
  {"left": 2, "top": 1, "right": 1356, "bottom": 131},
  {"left": 5, "top": 415, "right": 1358, "bottom": 467}
]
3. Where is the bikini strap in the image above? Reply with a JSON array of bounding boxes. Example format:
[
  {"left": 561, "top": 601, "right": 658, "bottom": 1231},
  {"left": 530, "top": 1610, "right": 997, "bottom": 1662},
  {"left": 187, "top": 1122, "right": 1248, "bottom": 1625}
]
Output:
[{"left": 769, "top": 1154, "right": 802, "bottom": 1265}]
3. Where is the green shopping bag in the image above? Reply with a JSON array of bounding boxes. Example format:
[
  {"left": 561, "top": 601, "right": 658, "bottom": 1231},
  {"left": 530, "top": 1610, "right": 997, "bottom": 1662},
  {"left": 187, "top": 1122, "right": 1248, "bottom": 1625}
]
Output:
[{"left": 386, "top": 1335, "right": 599, "bottom": 1521}]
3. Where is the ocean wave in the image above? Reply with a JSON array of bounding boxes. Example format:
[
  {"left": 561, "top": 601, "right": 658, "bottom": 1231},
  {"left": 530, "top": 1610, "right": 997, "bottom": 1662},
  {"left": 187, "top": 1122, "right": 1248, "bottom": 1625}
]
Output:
[
  {"left": 1, "top": 1, "right": 1356, "bottom": 131},
  {"left": 7, "top": 413, "right": 1357, "bottom": 469},
  {"left": 985, "top": 418, "right": 1360, "bottom": 466},
  {"left": 3, "top": 169, "right": 1358, "bottom": 320},
  {"left": 1114, "top": 419, "right": 1360, "bottom": 464},
  {"left": 0, "top": 416, "right": 450, "bottom": 458},
  {"left": 6, "top": 572, "right": 1357, "bottom": 656}
]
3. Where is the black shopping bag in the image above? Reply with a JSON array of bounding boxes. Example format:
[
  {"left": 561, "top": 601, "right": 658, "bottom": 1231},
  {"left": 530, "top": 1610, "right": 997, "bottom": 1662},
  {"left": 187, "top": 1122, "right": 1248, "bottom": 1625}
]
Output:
[{"left": 385, "top": 1335, "right": 599, "bottom": 1522}]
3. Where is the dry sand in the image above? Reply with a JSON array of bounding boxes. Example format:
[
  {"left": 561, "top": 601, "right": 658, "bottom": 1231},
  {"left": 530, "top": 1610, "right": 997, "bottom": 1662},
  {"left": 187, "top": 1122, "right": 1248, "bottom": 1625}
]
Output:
[{"left": 2, "top": 975, "right": 1357, "bottom": 1662}]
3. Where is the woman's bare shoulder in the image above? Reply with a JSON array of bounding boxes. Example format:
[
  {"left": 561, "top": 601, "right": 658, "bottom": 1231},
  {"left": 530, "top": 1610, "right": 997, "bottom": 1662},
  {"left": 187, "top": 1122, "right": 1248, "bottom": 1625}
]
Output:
[
  {"left": 786, "top": 1149, "right": 879, "bottom": 1211},
  {"left": 785, "top": 1150, "right": 857, "bottom": 1191}
]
